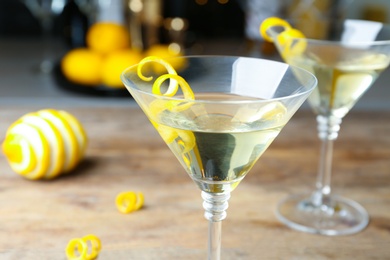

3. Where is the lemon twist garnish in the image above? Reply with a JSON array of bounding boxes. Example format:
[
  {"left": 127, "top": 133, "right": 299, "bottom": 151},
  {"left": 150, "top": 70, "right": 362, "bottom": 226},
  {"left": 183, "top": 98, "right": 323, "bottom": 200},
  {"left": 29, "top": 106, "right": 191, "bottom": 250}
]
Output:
[
  {"left": 137, "top": 56, "right": 196, "bottom": 153},
  {"left": 137, "top": 56, "right": 178, "bottom": 93},
  {"left": 153, "top": 74, "right": 194, "bottom": 99},
  {"left": 260, "top": 17, "right": 307, "bottom": 59},
  {"left": 116, "top": 191, "right": 144, "bottom": 214},
  {"left": 65, "top": 234, "right": 101, "bottom": 260},
  {"left": 260, "top": 17, "right": 292, "bottom": 42}
]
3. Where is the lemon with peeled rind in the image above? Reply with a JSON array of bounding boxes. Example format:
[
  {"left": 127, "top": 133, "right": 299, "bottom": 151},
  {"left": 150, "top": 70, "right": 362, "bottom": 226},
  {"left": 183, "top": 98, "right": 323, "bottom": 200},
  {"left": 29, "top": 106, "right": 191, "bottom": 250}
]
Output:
[
  {"left": 3, "top": 121, "right": 50, "bottom": 180},
  {"left": 19, "top": 113, "right": 65, "bottom": 179},
  {"left": 37, "top": 109, "right": 79, "bottom": 173},
  {"left": 2, "top": 132, "right": 37, "bottom": 177},
  {"left": 2, "top": 109, "right": 88, "bottom": 180},
  {"left": 58, "top": 110, "right": 88, "bottom": 163},
  {"left": 260, "top": 17, "right": 292, "bottom": 42}
]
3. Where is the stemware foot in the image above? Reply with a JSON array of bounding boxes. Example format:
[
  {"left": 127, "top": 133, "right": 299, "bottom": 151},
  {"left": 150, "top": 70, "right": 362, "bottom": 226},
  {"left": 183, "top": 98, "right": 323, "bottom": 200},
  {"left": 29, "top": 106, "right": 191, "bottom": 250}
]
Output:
[{"left": 276, "top": 193, "right": 369, "bottom": 236}]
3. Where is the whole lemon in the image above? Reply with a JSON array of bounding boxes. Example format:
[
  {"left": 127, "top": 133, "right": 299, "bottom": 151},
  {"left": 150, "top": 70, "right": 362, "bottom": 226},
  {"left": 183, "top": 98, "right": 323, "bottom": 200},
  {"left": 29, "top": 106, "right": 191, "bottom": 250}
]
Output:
[
  {"left": 145, "top": 44, "right": 187, "bottom": 73},
  {"left": 86, "top": 22, "right": 130, "bottom": 55},
  {"left": 61, "top": 48, "right": 103, "bottom": 85},
  {"left": 102, "top": 49, "right": 143, "bottom": 88}
]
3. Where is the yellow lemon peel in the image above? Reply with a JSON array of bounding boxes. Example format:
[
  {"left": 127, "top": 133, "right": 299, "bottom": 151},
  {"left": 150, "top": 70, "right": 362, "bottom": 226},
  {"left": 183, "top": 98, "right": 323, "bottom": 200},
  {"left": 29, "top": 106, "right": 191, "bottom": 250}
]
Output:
[
  {"left": 260, "top": 17, "right": 307, "bottom": 59},
  {"left": 116, "top": 191, "right": 144, "bottom": 214},
  {"left": 66, "top": 234, "right": 101, "bottom": 260},
  {"left": 153, "top": 74, "right": 194, "bottom": 99},
  {"left": 260, "top": 17, "right": 292, "bottom": 42},
  {"left": 137, "top": 56, "right": 178, "bottom": 83},
  {"left": 278, "top": 29, "right": 307, "bottom": 59},
  {"left": 137, "top": 56, "right": 196, "bottom": 154}
]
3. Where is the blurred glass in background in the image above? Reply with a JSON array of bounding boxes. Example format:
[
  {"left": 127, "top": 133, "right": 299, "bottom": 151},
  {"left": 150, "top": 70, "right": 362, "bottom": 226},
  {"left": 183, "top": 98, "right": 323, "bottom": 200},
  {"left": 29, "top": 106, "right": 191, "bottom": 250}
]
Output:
[{"left": 1, "top": 0, "right": 389, "bottom": 67}]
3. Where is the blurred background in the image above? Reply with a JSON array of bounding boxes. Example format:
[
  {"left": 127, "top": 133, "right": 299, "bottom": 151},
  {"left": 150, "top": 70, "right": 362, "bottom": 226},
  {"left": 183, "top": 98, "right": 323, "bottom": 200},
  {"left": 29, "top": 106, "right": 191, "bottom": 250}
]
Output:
[{"left": 1, "top": 0, "right": 390, "bottom": 108}]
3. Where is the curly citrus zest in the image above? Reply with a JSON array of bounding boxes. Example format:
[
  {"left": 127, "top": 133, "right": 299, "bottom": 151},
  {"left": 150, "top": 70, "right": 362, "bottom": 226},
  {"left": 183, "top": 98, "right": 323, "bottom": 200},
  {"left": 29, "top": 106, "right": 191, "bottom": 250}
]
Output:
[
  {"left": 137, "top": 56, "right": 178, "bottom": 92},
  {"left": 153, "top": 74, "right": 194, "bottom": 99},
  {"left": 260, "top": 17, "right": 307, "bottom": 59},
  {"left": 260, "top": 17, "right": 292, "bottom": 42},
  {"left": 151, "top": 121, "right": 178, "bottom": 144},
  {"left": 137, "top": 56, "right": 196, "bottom": 154},
  {"left": 116, "top": 191, "right": 144, "bottom": 214},
  {"left": 82, "top": 234, "right": 102, "bottom": 260},
  {"left": 278, "top": 28, "right": 307, "bottom": 59},
  {"left": 66, "top": 234, "right": 101, "bottom": 260}
]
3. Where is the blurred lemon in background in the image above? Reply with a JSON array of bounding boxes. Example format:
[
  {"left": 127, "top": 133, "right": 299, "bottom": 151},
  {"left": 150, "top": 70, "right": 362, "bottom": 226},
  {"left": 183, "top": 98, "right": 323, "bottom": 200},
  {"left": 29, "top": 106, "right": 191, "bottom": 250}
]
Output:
[
  {"left": 61, "top": 48, "right": 103, "bottom": 85},
  {"left": 86, "top": 22, "right": 130, "bottom": 55},
  {"left": 61, "top": 22, "right": 188, "bottom": 88},
  {"left": 102, "top": 49, "right": 143, "bottom": 88}
]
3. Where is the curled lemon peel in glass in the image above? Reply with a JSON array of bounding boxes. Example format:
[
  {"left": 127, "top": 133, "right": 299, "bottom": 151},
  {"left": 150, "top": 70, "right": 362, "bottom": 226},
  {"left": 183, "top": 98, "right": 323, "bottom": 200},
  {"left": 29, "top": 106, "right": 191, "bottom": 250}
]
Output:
[
  {"left": 137, "top": 56, "right": 196, "bottom": 153},
  {"left": 116, "top": 191, "right": 144, "bottom": 214},
  {"left": 65, "top": 234, "right": 101, "bottom": 260},
  {"left": 137, "top": 55, "right": 178, "bottom": 93},
  {"left": 260, "top": 17, "right": 307, "bottom": 59},
  {"left": 152, "top": 74, "right": 194, "bottom": 99}
]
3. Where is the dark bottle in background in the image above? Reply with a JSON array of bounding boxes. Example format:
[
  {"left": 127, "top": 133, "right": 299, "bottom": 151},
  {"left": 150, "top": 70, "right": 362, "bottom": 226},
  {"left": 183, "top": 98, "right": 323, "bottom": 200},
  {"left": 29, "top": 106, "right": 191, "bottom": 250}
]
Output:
[{"left": 58, "top": 0, "right": 89, "bottom": 48}]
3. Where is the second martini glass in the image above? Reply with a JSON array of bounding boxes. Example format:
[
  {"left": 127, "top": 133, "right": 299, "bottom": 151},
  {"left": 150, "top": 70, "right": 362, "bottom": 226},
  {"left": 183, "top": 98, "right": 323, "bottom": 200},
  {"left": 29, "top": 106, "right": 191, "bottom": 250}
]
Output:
[
  {"left": 263, "top": 18, "right": 390, "bottom": 235},
  {"left": 121, "top": 56, "right": 316, "bottom": 259}
]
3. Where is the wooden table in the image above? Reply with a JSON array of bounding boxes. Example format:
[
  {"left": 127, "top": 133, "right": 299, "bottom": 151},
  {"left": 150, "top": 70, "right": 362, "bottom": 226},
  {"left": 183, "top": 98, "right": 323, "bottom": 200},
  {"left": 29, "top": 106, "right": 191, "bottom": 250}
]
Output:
[{"left": 0, "top": 106, "right": 389, "bottom": 259}]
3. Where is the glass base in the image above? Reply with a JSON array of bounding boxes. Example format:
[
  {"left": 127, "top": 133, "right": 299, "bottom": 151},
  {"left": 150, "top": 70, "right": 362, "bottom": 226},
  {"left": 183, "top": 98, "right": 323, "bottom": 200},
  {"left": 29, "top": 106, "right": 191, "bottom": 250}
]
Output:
[{"left": 276, "top": 193, "right": 369, "bottom": 236}]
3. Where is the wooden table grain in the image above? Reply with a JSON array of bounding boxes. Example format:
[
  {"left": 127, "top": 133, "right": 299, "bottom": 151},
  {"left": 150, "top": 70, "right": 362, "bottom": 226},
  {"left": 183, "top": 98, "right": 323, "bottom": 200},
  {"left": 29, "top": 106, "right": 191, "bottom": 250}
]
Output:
[{"left": 0, "top": 106, "right": 389, "bottom": 260}]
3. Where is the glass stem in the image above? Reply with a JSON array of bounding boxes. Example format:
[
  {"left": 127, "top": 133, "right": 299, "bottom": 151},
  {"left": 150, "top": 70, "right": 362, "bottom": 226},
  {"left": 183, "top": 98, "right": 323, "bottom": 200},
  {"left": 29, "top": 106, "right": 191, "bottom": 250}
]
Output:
[
  {"left": 202, "top": 191, "right": 230, "bottom": 260},
  {"left": 312, "top": 115, "right": 342, "bottom": 206},
  {"left": 39, "top": 17, "right": 54, "bottom": 74}
]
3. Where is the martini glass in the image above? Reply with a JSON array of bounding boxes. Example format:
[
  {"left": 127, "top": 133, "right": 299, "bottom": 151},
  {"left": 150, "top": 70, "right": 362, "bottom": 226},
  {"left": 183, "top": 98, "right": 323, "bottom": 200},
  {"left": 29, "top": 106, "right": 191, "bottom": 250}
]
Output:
[
  {"left": 121, "top": 56, "right": 316, "bottom": 259},
  {"left": 265, "top": 19, "right": 390, "bottom": 235}
]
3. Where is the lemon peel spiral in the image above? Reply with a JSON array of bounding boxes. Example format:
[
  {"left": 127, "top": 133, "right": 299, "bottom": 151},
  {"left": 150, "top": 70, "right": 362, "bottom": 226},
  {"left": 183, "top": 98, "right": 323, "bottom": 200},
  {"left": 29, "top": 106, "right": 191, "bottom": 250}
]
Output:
[
  {"left": 260, "top": 17, "right": 307, "bottom": 59},
  {"left": 137, "top": 56, "right": 178, "bottom": 93},
  {"left": 136, "top": 56, "right": 196, "bottom": 153},
  {"left": 65, "top": 234, "right": 101, "bottom": 260},
  {"left": 260, "top": 17, "right": 292, "bottom": 42},
  {"left": 116, "top": 191, "right": 144, "bottom": 214}
]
